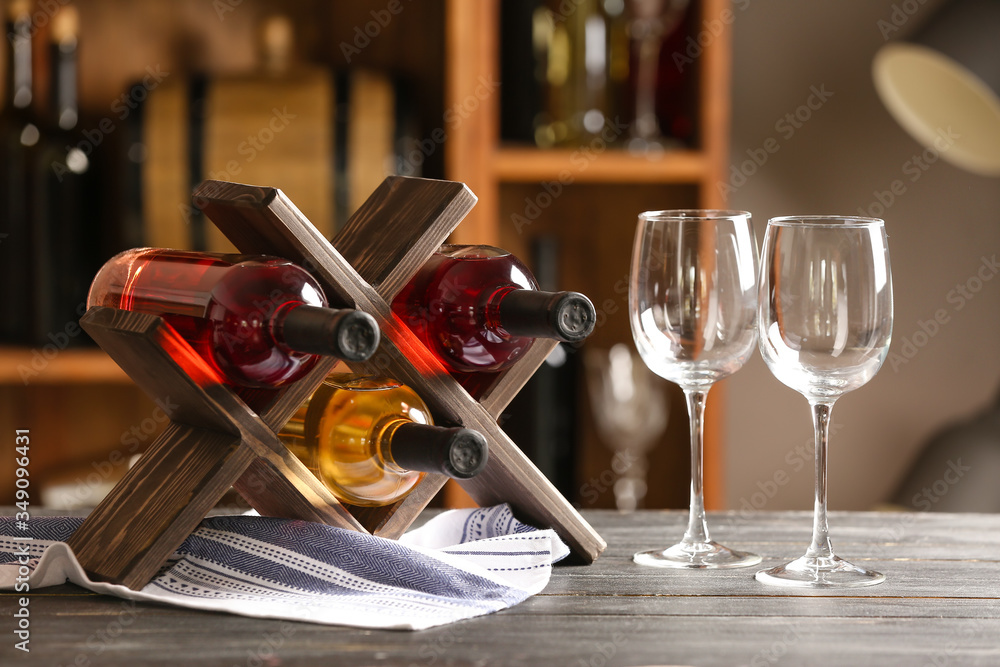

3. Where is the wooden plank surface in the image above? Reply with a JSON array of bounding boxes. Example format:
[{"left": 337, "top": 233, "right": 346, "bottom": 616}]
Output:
[{"left": 5, "top": 511, "right": 1000, "bottom": 666}]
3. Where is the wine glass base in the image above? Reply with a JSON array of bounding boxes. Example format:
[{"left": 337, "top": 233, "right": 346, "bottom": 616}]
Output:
[
  {"left": 634, "top": 541, "right": 762, "bottom": 569},
  {"left": 755, "top": 554, "right": 885, "bottom": 588}
]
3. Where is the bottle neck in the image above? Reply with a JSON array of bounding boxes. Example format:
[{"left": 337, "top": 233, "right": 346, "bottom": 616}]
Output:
[
  {"left": 273, "top": 303, "right": 379, "bottom": 362},
  {"left": 489, "top": 288, "right": 597, "bottom": 343},
  {"left": 5, "top": 16, "right": 32, "bottom": 110},
  {"left": 49, "top": 39, "right": 78, "bottom": 129},
  {"left": 377, "top": 420, "right": 488, "bottom": 479},
  {"left": 375, "top": 419, "right": 418, "bottom": 475},
  {"left": 483, "top": 286, "right": 520, "bottom": 337}
]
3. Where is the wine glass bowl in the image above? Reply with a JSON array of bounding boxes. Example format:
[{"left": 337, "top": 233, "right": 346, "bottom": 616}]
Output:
[
  {"left": 756, "top": 216, "right": 893, "bottom": 588},
  {"left": 629, "top": 210, "right": 761, "bottom": 568},
  {"left": 758, "top": 218, "right": 892, "bottom": 402},
  {"left": 631, "top": 212, "right": 760, "bottom": 388}
]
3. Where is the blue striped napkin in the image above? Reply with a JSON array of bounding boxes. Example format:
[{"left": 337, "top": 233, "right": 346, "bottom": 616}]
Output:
[{"left": 0, "top": 504, "right": 569, "bottom": 630}]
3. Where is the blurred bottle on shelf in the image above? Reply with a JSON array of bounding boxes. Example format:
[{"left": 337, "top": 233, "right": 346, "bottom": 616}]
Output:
[
  {"left": 604, "top": 0, "right": 632, "bottom": 130},
  {"left": 500, "top": 0, "right": 576, "bottom": 147},
  {"left": 0, "top": 0, "right": 38, "bottom": 344},
  {"left": 499, "top": 0, "right": 543, "bottom": 145},
  {"left": 29, "top": 5, "right": 102, "bottom": 347},
  {"left": 499, "top": 0, "right": 695, "bottom": 151},
  {"left": 0, "top": 2, "right": 102, "bottom": 347},
  {"left": 280, "top": 374, "right": 488, "bottom": 507},
  {"left": 568, "top": 0, "right": 612, "bottom": 144},
  {"left": 534, "top": 2, "right": 573, "bottom": 147}
]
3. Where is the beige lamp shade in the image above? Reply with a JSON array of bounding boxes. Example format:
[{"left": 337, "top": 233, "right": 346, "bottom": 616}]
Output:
[{"left": 872, "top": 0, "right": 1000, "bottom": 176}]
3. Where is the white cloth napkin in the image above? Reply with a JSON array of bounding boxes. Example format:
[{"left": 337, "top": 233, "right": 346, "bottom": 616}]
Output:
[{"left": 0, "top": 504, "right": 568, "bottom": 630}]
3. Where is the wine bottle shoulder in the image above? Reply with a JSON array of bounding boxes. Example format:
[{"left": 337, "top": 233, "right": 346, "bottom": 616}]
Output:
[
  {"left": 437, "top": 244, "right": 511, "bottom": 260},
  {"left": 429, "top": 246, "right": 538, "bottom": 294},
  {"left": 308, "top": 377, "right": 434, "bottom": 429},
  {"left": 321, "top": 373, "right": 402, "bottom": 392}
]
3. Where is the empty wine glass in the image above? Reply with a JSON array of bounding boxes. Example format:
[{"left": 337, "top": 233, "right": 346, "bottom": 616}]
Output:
[
  {"left": 585, "top": 343, "right": 669, "bottom": 511},
  {"left": 630, "top": 210, "right": 761, "bottom": 568},
  {"left": 756, "top": 216, "right": 893, "bottom": 588}
]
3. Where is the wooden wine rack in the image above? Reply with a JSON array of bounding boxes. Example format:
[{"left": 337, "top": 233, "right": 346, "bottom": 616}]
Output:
[{"left": 66, "top": 176, "right": 606, "bottom": 589}]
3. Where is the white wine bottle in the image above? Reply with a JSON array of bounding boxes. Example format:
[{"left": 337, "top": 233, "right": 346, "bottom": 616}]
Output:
[{"left": 280, "top": 375, "right": 488, "bottom": 507}]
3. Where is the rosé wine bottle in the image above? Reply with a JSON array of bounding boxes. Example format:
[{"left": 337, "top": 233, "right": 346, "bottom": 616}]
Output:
[
  {"left": 391, "top": 245, "right": 596, "bottom": 375},
  {"left": 88, "top": 248, "right": 379, "bottom": 389}
]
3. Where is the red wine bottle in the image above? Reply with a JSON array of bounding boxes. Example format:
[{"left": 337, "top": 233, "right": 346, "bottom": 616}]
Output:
[
  {"left": 391, "top": 244, "right": 596, "bottom": 374},
  {"left": 88, "top": 248, "right": 380, "bottom": 388}
]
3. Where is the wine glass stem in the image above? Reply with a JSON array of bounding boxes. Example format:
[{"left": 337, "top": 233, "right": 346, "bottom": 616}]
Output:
[
  {"left": 806, "top": 400, "right": 836, "bottom": 560},
  {"left": 682, "top": 387, "right": 710, "bottom": 545}
]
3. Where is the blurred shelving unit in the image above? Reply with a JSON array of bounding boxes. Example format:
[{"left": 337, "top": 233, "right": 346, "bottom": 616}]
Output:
[{"left": 0, "top": 0, "right": 734, "bottom": 510}]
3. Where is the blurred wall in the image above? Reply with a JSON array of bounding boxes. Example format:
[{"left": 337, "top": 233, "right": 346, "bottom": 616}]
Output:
[{"left": 724, "top": 0, "right": 1000, "bottom": 511}]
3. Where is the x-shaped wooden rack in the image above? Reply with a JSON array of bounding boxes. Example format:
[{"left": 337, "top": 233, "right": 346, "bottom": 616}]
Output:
[{"left": 66, "top": 177, "right": 605, "bottom": 589}]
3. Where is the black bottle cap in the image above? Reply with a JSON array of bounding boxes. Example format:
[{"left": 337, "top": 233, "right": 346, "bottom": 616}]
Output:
[
  {"left": 389, "top": 423, "right": 489, "bottom": 479},
  {"left": 280, "top": 306, "right": 380, "bottom": 361},
  {"left": 498, "top": 290, "right": 597, "bottom": 342}
]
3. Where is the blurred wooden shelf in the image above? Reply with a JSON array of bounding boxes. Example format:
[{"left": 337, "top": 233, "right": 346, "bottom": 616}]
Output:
[
  {"left": 0, "top": 0, "right": 735, "bottom": 512},
  {"left": 0, "top": 347, "right": 129, "bottom": 385},
  {"left": 493, "top": 148, "right": 710, "bottom": 184}
]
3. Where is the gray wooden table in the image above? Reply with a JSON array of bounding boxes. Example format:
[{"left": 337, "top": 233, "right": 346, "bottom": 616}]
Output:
[{"left": 2, "top": 510, "right": 999, "bottom": 666}]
